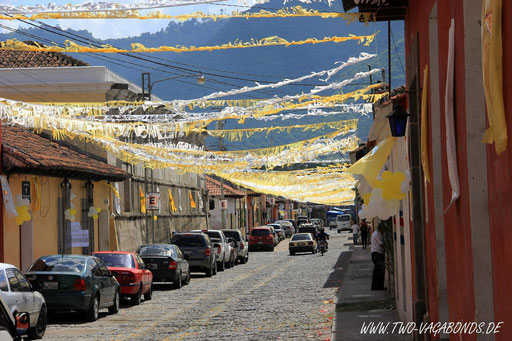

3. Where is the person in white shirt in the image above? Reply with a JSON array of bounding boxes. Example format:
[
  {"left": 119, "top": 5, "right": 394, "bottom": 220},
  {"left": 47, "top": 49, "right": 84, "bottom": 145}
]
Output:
[
  {"left": 371, "top": 225, "right": 385, "bottom": 290},
  {"left": 351, "top": 223, "right": 359, "bottom": 245}
]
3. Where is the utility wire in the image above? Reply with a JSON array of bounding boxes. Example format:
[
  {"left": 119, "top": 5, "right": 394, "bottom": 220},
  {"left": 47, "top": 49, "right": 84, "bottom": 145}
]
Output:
[
  {"left": 390, "top": 27, "right": 405, "bottom": 74},
  {"left": 10, "top": 18, "right": 295, "bottom": 97}
]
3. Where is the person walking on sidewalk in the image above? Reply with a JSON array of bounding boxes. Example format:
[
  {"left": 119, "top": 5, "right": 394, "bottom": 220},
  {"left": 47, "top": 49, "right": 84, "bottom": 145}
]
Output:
[
  {"left": 351, "top": 222, "right": 359, "bottom": 245},
  {"left": 360, "top": 219, "right": 368, "bottom": 249},
  {"left": 371, "top": 225, "right": 386, "bottom": 290}
]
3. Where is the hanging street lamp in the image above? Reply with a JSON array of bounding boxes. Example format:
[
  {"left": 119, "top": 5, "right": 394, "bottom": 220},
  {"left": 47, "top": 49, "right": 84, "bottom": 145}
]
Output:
[{"left": 386, "top": 104, "right": 409, "bottom": 137}]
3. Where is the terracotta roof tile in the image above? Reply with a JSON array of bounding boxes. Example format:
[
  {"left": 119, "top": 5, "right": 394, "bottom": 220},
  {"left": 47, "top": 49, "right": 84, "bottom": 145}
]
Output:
[
  {"left": 205, "top": 176, "right": 245, "bottom": 197},
  {"left": 0, "top": 48, "right": 88, "bottom": 68},
  {"left": 2, "top": 125, "right": 129, "bottom": 181}
]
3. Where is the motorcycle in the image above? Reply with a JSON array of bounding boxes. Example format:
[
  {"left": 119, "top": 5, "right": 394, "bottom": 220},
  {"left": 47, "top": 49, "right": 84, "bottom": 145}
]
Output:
[{"left": 318, "top": 240, "right": 327, "bottom": 255}]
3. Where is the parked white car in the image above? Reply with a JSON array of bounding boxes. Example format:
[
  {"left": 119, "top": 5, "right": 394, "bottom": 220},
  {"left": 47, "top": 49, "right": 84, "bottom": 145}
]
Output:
[
  {"left": 222, "top": 229, "right": 249, "bottom": 264},
  {"left": 0, "top": 263, "right": 47, "bottom": 339}
]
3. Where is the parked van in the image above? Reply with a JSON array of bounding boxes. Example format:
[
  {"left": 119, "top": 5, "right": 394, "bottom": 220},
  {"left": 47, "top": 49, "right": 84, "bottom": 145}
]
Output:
[{"left": 336, "top": 214, "right": 353, "bottom": 233}]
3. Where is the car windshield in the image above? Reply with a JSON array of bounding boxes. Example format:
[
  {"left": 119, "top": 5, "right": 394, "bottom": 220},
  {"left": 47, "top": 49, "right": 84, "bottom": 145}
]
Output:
[
  {"left": 337, "top": 216, "right": 350, "bottom": 221},
  {"left": 204, "top": 231, "right": 222, "bottom": 240},
  {"left": 251, "top": 229, "right": 270, "bottom": 236},
  {"left": 170, "top": 235, "right": 207, "bottom": 247},
  {"left": 94, "top": 253, "right": 135, "bottom": 268},
  {"left": 138, "top": 245, "right": 174, "bottom": 256},
  {"left": 223, "top": 231, "right": 241, "bottom": 241},
  {"left": 268, "top": 225, "right": 281, "bottom": 230},
  {"left": 28, "top": 256, "right": 86, "bottom": 273},
  {"left": 291, "top": 234, "right": 311, "bottom": 241}
]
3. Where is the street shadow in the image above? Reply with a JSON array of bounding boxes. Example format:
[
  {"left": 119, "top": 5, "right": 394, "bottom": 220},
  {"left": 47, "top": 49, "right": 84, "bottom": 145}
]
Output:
[
  {"left": 152, "top": 283, "right": 174, "bottom": 291},
  {"left": 47, "top": 311, "right": 109, "bottom": 325},
  {"left": 323, "top": 248, "right": 353, "bottom": 289}
]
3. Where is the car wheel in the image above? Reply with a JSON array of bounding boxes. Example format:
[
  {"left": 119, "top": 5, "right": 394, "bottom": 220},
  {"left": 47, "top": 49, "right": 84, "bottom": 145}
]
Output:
[
  {"left": 183, "top": 271, "right": 191, "bottom": 285},
  {"left": 108, "top": 290, "right": 120, "bottom": 314},
  {"left": 218, "top": 260, "right": 225, "bottom": 271},
  {"left": 225, "top": 258, "right": 231, "bottom": 269},
  {"left": 28, "top": 305, "right": 47, "bottom": 339},
  {"left": 206, "top": 265, "right": 213, "bottom": 277},
  {"left": 270, "top": 246, "right": 275, "bottom": 252},
  {"left": 337, "top": 230, "right": 341, "bottom": 233},
  {"left": 132, "top": 286, "right": 142, "bottom": 306},
  {"left": 86, "top": 294, "right": 100, "bottom": 322},
  {"left": 289, "top": 251, "right": 295, "bottom": 256},
  {"left": 144, "top": 284, "right": 153, "bottom": 301},
  {"left": 174, "top": 272, "right": 183, "bottom": 289},
  {"left": 212, "top": 261, "right": 218, "bottom": 275}
]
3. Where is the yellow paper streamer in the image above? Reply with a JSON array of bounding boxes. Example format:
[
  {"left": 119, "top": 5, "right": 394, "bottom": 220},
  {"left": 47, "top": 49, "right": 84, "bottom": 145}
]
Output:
[
  {"left": 202, "top": 119, "right": 358, "bottom": 141},
  {"left": 189, "top": 190, "right": 197, "bottom": 208},
  {"left": 139, "top": 186, "right": 146, "bottom": 213},
  {"left": 0, "top": 34, "right": 377, "bottom": 54},
  {"left": 0, "top": 6, "right": 375, "bottom": 23},
  {"left": 168, "top": 189, "right": 177, "bottom": 212},
  {"left": 481, "top": 0, "right": 507, "bottom": 154}
]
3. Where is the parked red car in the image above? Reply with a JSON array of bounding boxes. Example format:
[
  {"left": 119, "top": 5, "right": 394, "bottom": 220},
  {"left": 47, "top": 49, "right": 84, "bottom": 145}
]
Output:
[
  {"left": 92, "top": 251, "right": 153, "bottom": 305},
  {"left": 248, "top": 227, "right": 275, "bottom": 251}
]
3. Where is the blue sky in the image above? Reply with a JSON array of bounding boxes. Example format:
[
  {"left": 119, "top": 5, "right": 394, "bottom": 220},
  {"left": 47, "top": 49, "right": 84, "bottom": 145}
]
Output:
[{"left": 2, "top": 0, "right": 244, "bottom": 39}]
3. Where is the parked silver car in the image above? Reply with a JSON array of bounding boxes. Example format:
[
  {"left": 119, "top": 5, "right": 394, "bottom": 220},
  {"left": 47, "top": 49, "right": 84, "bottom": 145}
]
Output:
[
  {"left": 0, "top": 263, "right": 46, "bottom": 339},
  {"left": 274, "top": 221, "right": 294, "bottom": 237},
  {"left": 191, "top": 230, "right": 231, "bottom": 271},
  {"left": 222, "top": 229, "right": 249, "bottom": 264}
]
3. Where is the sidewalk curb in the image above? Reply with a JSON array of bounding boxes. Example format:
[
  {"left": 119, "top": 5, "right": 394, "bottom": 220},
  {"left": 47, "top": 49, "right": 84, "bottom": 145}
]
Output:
[{"left": 330, "top": 244, "right": 355, "bottom": 341}]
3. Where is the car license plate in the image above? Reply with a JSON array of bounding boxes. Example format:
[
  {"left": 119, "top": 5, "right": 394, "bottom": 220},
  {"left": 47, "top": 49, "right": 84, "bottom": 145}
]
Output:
[
  {"left": 146, "top": 263, "right": 157, "bottom": 269},
  {"left": 298, "top": 243, "right": 305, "bottom": 246},
  {"left": 183, "top": 250, "right": 192, "bottom": 255},
  {"left": 43, "top": 282, "right": 58, "bottom": 290}
]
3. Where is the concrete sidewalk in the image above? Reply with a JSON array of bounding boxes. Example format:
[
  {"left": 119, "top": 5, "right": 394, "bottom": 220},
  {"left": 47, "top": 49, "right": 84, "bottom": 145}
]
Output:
[{"left": 331, "top": 245, "right": 411, "bottom": 340}]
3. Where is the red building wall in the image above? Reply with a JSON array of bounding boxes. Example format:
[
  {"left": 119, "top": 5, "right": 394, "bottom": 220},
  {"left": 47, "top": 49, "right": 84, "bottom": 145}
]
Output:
[
  {"left": 405, "top": 0, "right": 477, "bottom": 338},
  {"left": 486, "top": 1, "right": 512, "bottom": 338}
]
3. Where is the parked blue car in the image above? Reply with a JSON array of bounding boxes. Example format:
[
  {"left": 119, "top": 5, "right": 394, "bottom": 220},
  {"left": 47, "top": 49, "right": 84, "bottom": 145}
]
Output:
[{"left": 25, "top": 255, "right": 120, "bottom": 322}]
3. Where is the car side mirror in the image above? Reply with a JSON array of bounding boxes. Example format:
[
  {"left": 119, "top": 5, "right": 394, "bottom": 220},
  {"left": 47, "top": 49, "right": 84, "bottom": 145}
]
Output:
[{"left": 16, "top": 312, "right": 29, "bottom": 336}]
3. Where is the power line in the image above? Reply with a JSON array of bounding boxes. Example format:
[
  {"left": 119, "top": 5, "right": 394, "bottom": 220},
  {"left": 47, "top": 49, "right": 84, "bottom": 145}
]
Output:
[
  {"left": 390, "top": 26, "right": 405, "bottom": 74},
  {"left": 10, "top": 18, "right": 295, "bottom": 97},
  {"left": 22, "top": 17, "right": 324, "bottom": 88}
]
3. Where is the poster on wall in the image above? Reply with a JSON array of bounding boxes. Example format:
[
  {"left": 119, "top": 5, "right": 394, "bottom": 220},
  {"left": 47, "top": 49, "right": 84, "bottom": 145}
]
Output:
[{"left": 70, "top": 222, "right": 89, "bottom": 248}]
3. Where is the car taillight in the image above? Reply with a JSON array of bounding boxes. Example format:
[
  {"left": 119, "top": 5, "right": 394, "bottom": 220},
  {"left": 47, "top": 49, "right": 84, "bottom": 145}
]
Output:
[
  {"left": 118, "top": 271, "right": 136, "bottom": 283},
  {"left": 168, "top": 261, "right": 177, "bottom": 270},
  {"left": 205, "top": 247, "right": 211, "bottom": 256},
  {"left": 73, "top": 278, "right": 86, "bottom": 291},
  {"left": 240, "top": 242, "right": 244, "bottom": 249},
  {"left": 268, "top": 235, "right": 274, "bottom": 240},
  {"left": 217, "top": 245, "right": 222, "bottom": 253}
]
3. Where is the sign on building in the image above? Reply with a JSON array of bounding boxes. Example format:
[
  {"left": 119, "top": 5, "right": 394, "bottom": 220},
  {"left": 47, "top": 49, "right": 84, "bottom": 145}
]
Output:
[
  {"left": 219, "top": 199, "right": 228, "bottom": 211},
  {"left": 147, "top": 192, "right": 160, "bottom": 210},
  {"left": 22, "top": 181, "right": 31, "bottom": 202}
]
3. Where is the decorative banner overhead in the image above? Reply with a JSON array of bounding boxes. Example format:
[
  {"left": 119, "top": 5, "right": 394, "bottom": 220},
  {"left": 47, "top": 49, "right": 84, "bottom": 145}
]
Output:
[
  {"left": 0, "top": 6, "right": 375, "bottom": 23},
  {"left": 0, "top": 34, "right": 377, "bottom": 54},
  {"left": 68, "top": 129, "right": 359, "bottom": 172},
  {"left": 202, "top": 119, "right": 358, "bottom": 141},
  {"left": 0, "top": 0, "right": 227, "bottom": 14},
  {"left": 174, "top": 53, "right": 377, "bottom": 106}
]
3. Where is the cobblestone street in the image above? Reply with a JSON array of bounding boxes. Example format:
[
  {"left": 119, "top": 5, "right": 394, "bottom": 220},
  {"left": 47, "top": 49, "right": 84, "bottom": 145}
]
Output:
[{"left": 44, "top": 232, "right": 351, "bottom": 340}]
